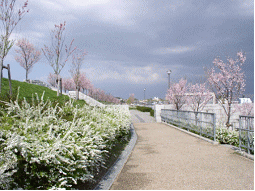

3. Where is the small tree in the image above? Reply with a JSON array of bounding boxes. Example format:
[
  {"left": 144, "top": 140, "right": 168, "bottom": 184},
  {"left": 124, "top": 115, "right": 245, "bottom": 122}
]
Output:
[
  {"left": 47, "top": 73, "right": 58, "bottom": 87},
  {"left": 15, "top": 38, "right": 41, "bottom": 81},
  {"left": 127, "top": 93, "right": 135, "bottom": 104},
  {"left": 80, "top": 73, "right": 91, "bottom": 94},
  {"left": 187, "top": 83, "right": 212, "bottom": 112},
  {"left": 165, "top": 78, "right": 188, "bottom": 110},
  {"left": 206, "top": 51, "right": 246, "bottom": 128},
  {"left": 62, "top": 78, "right": 75, "bottom": 93},
  {"left": 0, "top": 0, "right": 29, "bottom": 92},
  {"left": 235, "top": 103, "right": 254, "bottom": 116},
  {"left": 42, "top": 22, "right": 76, "bottom": 96},
  {"left": 69, "top": 49, "right": 86, "bottom": 100}
]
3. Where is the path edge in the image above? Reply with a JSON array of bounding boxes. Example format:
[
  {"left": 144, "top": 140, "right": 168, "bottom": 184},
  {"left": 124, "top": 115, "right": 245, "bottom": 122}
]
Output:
[
  {"left": 94, "top": 123, "right": 137, "bottom": 190},
  {"left": 162, "top": 122, "right": 254, "bottom": 161},
  {"left": 161, "top": 121, "right": 219, "bottom": 145}
]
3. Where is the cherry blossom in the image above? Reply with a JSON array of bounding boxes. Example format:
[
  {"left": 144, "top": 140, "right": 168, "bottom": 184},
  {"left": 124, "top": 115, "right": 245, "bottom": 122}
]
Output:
[
  {"left": 206, "top": 51, "right": 246, "bottom": 128},
  {"left": 165, "top": 78, "right": 188, "bottom": 110},
  {"left": 186, "top": 83, "right": 212, "bottom": 112},
  {"left": 15, "top": 38, "right": 41, "bottom": 81},
  {"left": 42, "top": 22, "right": 76, "bottom": 96}
]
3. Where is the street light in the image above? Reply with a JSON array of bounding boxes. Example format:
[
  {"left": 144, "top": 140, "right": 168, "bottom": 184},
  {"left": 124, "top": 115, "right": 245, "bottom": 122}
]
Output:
[
  {"left": 144, "top": 88, "right": 146, "bottom": 104},
  {"left": 167, "top": 70, "right": 171, "bottom": 89}
]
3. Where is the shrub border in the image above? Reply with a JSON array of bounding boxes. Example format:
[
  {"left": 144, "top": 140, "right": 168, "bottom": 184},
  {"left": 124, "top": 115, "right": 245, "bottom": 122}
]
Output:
[{"left": 94, "top": 123, "right": 137, "bottom": 190}]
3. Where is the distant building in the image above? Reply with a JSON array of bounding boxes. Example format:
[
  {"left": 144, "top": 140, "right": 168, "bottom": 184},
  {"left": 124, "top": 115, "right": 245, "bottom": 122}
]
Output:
[
  {"left": 153, "top": 97, "right": 159, "bottom": 101},
  {"left": 239, "top": 98, "right": 252, "bottom": 104},
  {"left": 25, "top": 79, "right": 51, "bottom": 88}
]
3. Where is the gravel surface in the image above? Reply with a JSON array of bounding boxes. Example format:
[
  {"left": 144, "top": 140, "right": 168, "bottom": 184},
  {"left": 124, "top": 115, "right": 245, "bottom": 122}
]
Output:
[{"left": 110, "top": 111, "right": 254, "bottom": 190}]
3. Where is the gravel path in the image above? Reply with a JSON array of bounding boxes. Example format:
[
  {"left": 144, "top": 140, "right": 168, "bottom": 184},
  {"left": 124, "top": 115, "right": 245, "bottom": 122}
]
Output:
[
  {"left": 130, "top": 110, "right": 156, "bottom": 123},
  {"left": 110, "top": 110, "right": 254, "bottom": 190}
]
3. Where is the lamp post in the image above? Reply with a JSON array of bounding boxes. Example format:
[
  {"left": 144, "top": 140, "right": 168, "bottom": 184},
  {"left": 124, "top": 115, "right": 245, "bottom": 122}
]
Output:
[
  {"left": 167, "top": 70, "right": 171, "bottom": 89},
  {"left": 144, "top": 88, "right": 146, "bottom": 105}
]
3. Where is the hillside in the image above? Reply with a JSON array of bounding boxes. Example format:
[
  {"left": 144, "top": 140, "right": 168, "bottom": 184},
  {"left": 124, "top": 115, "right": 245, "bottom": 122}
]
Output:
[{"left": 0, "top": 78, "right": 86, "bottom": 107}]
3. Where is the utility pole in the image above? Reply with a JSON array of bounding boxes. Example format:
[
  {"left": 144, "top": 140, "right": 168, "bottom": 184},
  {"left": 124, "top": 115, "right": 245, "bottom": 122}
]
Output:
[{"left": 167, "top": 70, "right": 171, "bottom": 89}]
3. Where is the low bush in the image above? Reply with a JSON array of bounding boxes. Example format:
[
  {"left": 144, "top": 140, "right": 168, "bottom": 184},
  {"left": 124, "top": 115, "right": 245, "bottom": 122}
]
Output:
[
  {"left": 216, "top": 128, "right": 239, "bottom": 147},
  {"left": 136, "top": 106, "right": 154, "bottom": 117},
  {"left": 0, "top": 91, "right": 131, "bottom": 189},
  {"left": 136, "top": 106, "right": 151, "bottom": 112},
  {"left": 150, "top": 109, "right": 154, "bottom": 117}
]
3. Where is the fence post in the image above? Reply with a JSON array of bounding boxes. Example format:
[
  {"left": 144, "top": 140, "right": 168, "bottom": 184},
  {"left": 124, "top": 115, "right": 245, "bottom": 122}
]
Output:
[
  {"left": 239, "top": 116, "right": 241, "bottom": 150},
  {"left": 177, "top": 110, "right": 180, "bottom": 127},
  {"left": 213, "top": 113, "right": 216, "bottom": 142},
  {"left": 199, "top": 113, "right": 202, "bottom": 136},
  {"left": 247, "top": 118, "right": 250, "bottom": 154}
]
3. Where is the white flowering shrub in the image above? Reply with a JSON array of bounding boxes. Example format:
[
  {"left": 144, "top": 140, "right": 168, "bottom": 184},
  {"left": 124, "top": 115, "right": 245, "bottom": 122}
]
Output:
[
  {"left": 216, "top": 128, "right": 239, "bottom": 147},
  {"left": 0, "top": 93, "right": 131, "bottom": 189}
]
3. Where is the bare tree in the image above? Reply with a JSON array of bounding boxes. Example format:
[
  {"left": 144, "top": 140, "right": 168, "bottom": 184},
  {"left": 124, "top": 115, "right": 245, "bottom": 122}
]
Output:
[
  {"left": 42, "top": 22, "right": 76, "bottom": 96},
  {"left": 0, "top": 0, "right": 29, "bottom": 92},
  {"left": 69, "top": 49, "right": 86, "bottom": 100}
]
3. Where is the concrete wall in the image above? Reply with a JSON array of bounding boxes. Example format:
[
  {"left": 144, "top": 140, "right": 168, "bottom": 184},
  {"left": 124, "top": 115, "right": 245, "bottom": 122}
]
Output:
[
  {"left": 108, "top": 105, "right": 129, "bottom": 112},
  {"left": 69, "top": 91, "right": 105, "bottom": 107},
  {"left": 155, "top": 104, "right": 246, "bottom": 129}
]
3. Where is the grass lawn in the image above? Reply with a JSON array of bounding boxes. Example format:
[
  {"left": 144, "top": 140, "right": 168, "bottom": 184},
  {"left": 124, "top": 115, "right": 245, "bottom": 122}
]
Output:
[{"left": 0, "top": 78, "right": 86, "bottom": 108}]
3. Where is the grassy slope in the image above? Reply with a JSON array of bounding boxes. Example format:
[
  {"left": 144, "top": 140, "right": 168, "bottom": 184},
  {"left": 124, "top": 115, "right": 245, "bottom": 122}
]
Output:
[{"left": 0, "top": 78, "right": 86, "bottom": 107}]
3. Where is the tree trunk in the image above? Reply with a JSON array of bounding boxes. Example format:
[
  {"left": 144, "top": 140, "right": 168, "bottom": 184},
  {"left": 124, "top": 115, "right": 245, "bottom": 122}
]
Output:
[
  {"left": 7, "top": 64, "right": 12, "bottom": 97},
  {"left": 57, "top": 77, "right": 60, "bottom": 96},
  {"left": 226, "top": 104, "right": 232, "bottom": 129},
  {"left": 0, "top": 58, "right": 3, "bottom": 93},
  {"left": 60, "top": 78, "right": 62, "bottom": 96},
  {"left": 76, "top": 86, "right": 79, "bottom": 100},
  {"left": 26, "top": 69, "right": 28, "bottom": 81}
]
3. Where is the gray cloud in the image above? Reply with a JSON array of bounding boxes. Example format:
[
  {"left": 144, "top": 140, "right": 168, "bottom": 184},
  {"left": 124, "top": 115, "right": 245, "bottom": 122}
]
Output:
[{"left": 3, "top": 0, "right": 253, "bottom": 99}]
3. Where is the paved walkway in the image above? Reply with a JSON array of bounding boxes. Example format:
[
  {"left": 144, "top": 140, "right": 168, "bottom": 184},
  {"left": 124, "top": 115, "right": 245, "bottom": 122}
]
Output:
[{"left": 110, "top": 110, "right": 254, "bottom": 190}]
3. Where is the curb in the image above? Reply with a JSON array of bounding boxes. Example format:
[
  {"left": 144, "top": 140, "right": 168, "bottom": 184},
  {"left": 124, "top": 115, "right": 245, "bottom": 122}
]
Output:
[
  {"left": 161, "top": 121, "right": 219, "bottom": 145},
  {"left": 94, "top": 123, "right": 137, "bottom": 190}
]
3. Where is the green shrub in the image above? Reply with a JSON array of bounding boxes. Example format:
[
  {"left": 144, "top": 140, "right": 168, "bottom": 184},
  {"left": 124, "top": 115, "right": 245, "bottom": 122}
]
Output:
[
  {"left": 0, "top": 92, "right": 131, "bottom": 189},
  {"left": 135, "top": 106, "right": 154, "bottom": 117},
  {"left": 136, "top": 106, "right": 152, "bottom": 112},
  {"left": 216, "top": 128, "right": 239, "bottom": 147},
  {"left": 150, "top": 109, "right": 154, "bottom": 117}
]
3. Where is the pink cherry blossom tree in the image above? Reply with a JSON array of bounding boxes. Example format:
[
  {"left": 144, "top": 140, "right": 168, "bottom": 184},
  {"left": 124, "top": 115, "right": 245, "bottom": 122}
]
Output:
[
  {"left": 206, "top": 51, "right": 246, "bottom": 128},
  {"left": 165, "top": 78, "right": 188, "bottom": 110},
  {"left": 42, "top": 22, "right": 76, "bottom": 96},
  {"left": 235, "top": 103, "right": 254, "bottom": 117},
  {"left": 15, "top": 38, "right": 41, "bottom": 81},
  {"left": 47, "top": 73, "right": 58, "bottom": 87},
  {"left": 0, "top": 0, "right": 29, "bottom": 92},
  {"left": 187, "top": 83, "right": 212, "bottom": 112},
  {"left": 69, "top": 49, "right": 86, "bottom": 100},
  {"left": 87, "top": 83, "right": 94, "bottom": 97},
  {"left": 62, "top": 78, "right": 75, "bottom": 93},
  {"left": 80, "top": 73, "right": 91, "bottom": 94}
]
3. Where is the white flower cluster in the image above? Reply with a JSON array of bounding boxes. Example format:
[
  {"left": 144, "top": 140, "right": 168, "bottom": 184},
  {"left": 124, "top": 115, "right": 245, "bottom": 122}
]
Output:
[
  {"left": 216, "top": 128, "right": 239, "bottom": 146},
  {"left": 0, "top": 93, "right": 131, "bottom": 189}
]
